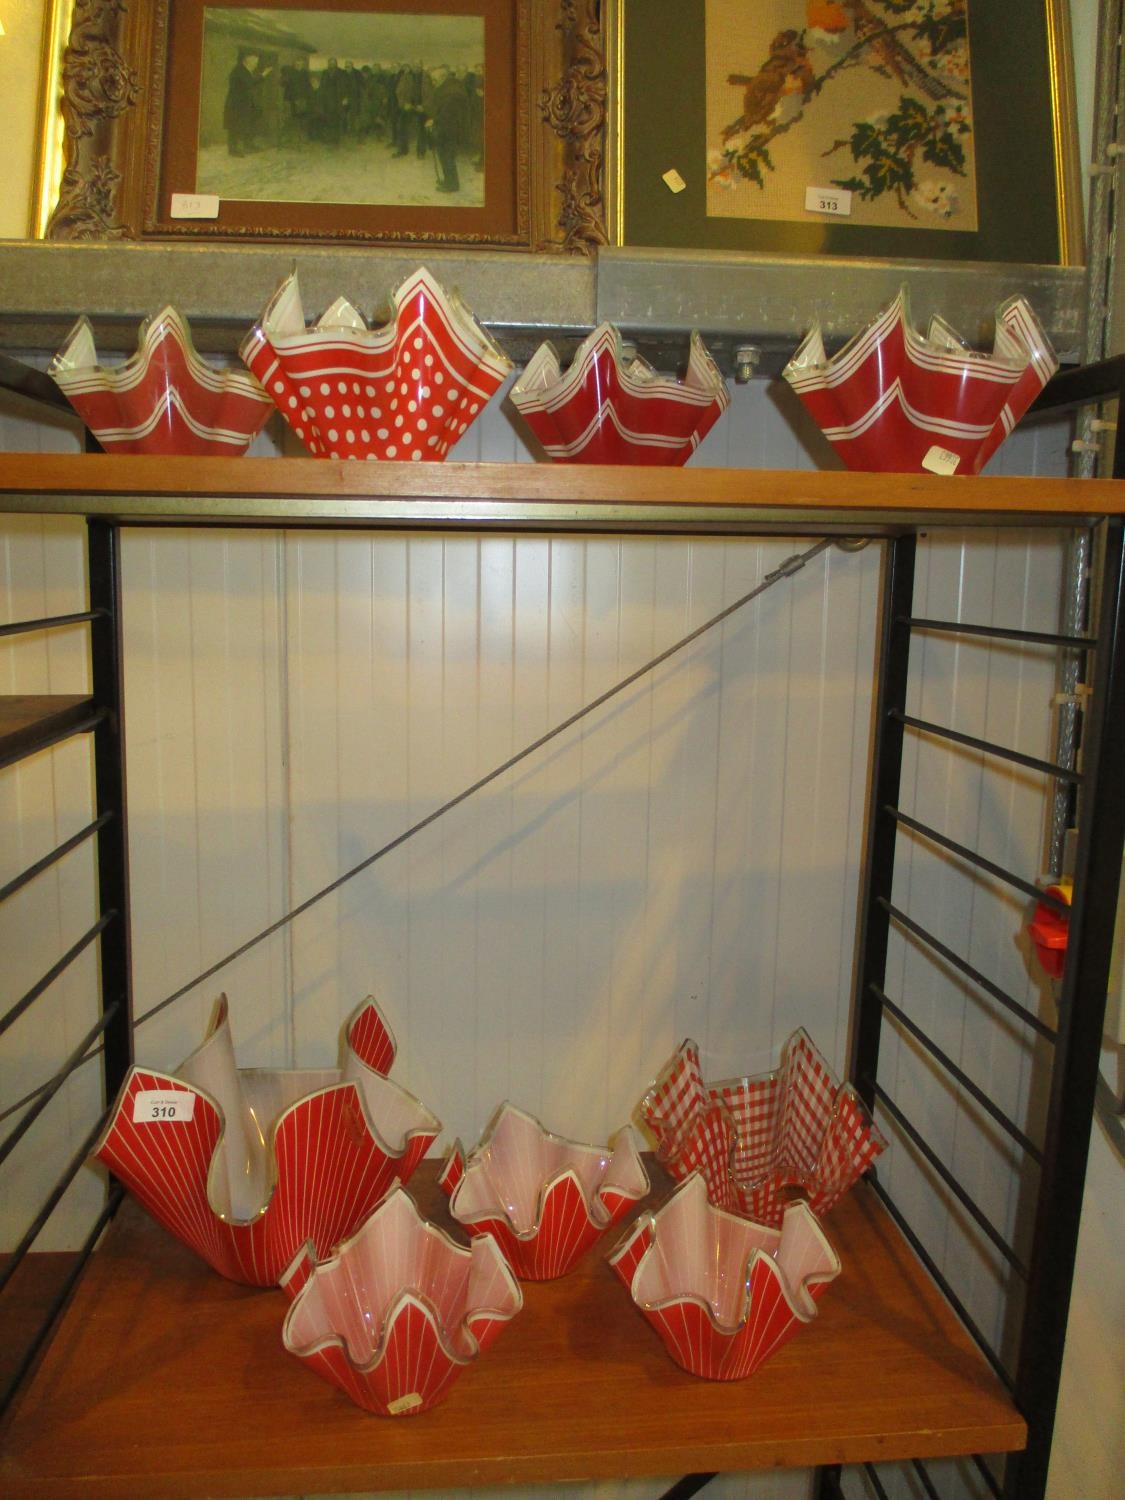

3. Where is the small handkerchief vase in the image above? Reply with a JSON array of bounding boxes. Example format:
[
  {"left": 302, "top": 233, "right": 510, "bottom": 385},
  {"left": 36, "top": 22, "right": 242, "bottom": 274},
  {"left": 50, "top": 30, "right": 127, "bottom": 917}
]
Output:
[
  {"left": 280, "top": 1186, "right": 522, "bottom": 1416},
  {"left": 92, "top": 996, "right": 440, "bottom": 1285},
  {"left": 609, "top": 1173, "right": 840, "bottom": 1381},
  {"left": 50, "top": 308, "right": 274, "bottom": 456},
  {"left": 782, "top": 289, "right": 1057, "bottom": 475},
  {"left": 639, "top": 1029, "right": 885, "bottom": 1227},
  {"left": 439, "top": 1101, "right": 650, "bottom": 1279},
  {"left": 240, "top": 266, "right": 511, "bottom": 460},
  {"left": 509, "top": 323, "right": 729, "bottom": 464}
]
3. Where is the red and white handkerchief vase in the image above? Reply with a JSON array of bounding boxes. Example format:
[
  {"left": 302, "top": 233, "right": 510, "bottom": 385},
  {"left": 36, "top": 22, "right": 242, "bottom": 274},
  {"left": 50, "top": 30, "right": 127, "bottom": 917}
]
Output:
[
  {"left": 609, "top": 1172, "right": 840, "bottom": 1381},
  {"left": 509, "top": 323, "right": 729, "bottom": 464},
  {"left": 92, "top": 996, "right": 440, "bottom": 1285},
  {"left": 782, "top": 289, "right": 1057, "bottom": 475},
  {"left": 439, "top": 1101, "right": 650, "bottom": 1279},
  {"left": 50, "top": 308, "right": 274, "bottom": 456},
  {"left": 280, "top": 1186, "right": 522, "bottom": 1417},
  {"left": 639, "top": 1028, "right": 885, "bottom": 1227},
  {"left": 240, "top": 266, "right": 511, "bottom": 460}
]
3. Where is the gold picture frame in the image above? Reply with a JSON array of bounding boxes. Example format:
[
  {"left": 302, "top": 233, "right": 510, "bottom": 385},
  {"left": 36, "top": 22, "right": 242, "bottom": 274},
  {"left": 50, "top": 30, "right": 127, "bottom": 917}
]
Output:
[
  {"left": 36, "top": 0, "right": 609, "bottom": 252},
  {"left": 606, "top": 0, "right": 1084, "bottom": 266}
]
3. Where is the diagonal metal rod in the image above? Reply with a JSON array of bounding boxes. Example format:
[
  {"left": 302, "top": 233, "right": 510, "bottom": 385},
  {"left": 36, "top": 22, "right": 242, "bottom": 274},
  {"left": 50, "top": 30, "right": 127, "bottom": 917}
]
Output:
[
  {"left": 880, "top": 898, "right": 1057, "bottom": 1041},
  {"left": 867, "top": 1176, "right": 1013, "bottom": 1391},
  {"left": 136, "top": 539, "right": 834, "bottom": 1028},
  {"left": 0, "top": 912, "right": 116, "bottom": 1039},
  {"left": 863, "top": 1464, "right": 892, "bottom": 1500},
  {"left": 0, "top": 1185, "right": 123, "bottom": 1420},
  {"left": 901, "top": 616, "right": 1096, "bottom": 650},
  {"left": 911, "top": 1459, "right": 942, "bottom": 1500},
  {"left": 0, "top": 609, "right": 105, "bottom": 639},
  {"left": 0, "top": 1106, "right": 115, "bottom": 1299},
  {"left": 0, "top": 1040, "right": 105, "bottom": 1126},
  {"left": 873, "top": 985, "right": 1042, "bottom": 1162},
  {"left": 0, "top": 814, "right": 113, "bottom": 907},
  {"left": 893, "top": 710, "right": 1084, "bottom": 784},
  {"left": 873, "top": 1084, "right": 1029, "bottom": 1278},
  {"left": 972, "top": 1452, "right": 1004, "bottom": 1499},
  {"left": 0, "top": 1003, "right": 120, "bottom": 1167},
  {"left": 887, "top": 806, "right": 1068, "bottom": 911}
]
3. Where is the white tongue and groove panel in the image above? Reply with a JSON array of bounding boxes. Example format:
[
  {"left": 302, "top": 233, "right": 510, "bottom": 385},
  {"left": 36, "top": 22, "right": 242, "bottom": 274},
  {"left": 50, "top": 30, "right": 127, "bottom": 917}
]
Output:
[{"left": 280, "top": 528, "right": 880, "bottom": 1148}]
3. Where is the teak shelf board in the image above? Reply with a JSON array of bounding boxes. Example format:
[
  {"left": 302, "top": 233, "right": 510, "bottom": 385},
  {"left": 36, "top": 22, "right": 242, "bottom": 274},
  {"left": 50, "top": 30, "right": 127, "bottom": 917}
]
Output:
[
  {"left": 0, "top": 695, "right": 98, "bottom": 768},
  {"left": 0, "top": 1252, "right": 79, "bottom": 1404},
  {"left": 0, "top": 1172, "right": 1025, "bottom": 1498},
  {"left": 0, "top": 455, "right": 1123, "bottom": 533}
]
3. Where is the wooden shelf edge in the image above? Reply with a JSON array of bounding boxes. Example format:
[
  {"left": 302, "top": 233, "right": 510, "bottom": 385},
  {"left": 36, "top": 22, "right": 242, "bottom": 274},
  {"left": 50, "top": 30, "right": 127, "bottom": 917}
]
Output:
[
  {"left": 0, "top": 1173, "right": 1026, "bottom": 1498},
  {"left": 0, "top": 453, "right": 1123, "bottom": 523}
]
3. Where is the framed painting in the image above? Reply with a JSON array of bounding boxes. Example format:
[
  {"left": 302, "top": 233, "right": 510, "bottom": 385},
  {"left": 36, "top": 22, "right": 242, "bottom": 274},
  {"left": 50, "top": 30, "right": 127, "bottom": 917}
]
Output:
[
  {"left": 609, "top": 0, "right": 1083, "bottom": 265},
  {"left": 41, "top": 0, "right": 609, "bottom": 251}
]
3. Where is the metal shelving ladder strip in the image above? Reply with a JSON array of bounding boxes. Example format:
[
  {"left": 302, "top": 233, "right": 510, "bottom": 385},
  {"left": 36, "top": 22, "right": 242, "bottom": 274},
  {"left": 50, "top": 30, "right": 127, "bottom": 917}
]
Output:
[
  {"left": 0, "top": 506, "right": 133, "bottom": 1416},
  {"left": 848, "top": 356, "right": 1125, "bottom": 1500}
]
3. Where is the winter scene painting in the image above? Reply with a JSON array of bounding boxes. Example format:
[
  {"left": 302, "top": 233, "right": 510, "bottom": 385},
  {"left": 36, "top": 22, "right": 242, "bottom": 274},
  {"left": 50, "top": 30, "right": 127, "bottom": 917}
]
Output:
[
  {"left": 197, "top": 7, "right": 485, "bottom": 207},
  {"left": 705, "top": 0, "right": 977, "bottom": 232}
]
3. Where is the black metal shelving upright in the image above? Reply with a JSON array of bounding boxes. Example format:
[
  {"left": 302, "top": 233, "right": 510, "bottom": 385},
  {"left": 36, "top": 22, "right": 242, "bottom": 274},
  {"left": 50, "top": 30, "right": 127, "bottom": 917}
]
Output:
[
  {"left": 847, "top": 358, "right": 1125, "bottom": 1500},
  {"left": 0, "top": 486, "right": 132, "bottom": 1410}
]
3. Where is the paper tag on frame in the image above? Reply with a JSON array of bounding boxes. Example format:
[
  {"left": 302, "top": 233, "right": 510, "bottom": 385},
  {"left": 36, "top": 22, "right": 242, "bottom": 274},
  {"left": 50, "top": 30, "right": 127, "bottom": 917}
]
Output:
[{"left": 170, "top": 193, "right": 221, "bottom": 220}]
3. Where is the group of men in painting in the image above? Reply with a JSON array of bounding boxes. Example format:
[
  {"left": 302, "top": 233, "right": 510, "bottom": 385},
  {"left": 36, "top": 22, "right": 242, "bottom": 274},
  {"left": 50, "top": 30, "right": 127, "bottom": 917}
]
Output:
[{"left": 223, "top": 48, "right": 482, "bottom": 194}]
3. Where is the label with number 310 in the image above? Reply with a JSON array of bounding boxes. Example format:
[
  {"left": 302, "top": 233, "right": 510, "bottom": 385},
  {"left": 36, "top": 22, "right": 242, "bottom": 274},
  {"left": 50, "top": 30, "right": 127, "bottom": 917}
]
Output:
[{"left": 132, "top": 1090, "right": 196, "bottom": 1124}]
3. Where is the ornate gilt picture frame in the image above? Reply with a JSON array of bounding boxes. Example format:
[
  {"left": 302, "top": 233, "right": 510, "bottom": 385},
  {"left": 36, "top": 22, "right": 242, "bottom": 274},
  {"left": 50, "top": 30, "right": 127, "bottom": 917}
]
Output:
[{"left": 39, "top": 0, "right": 608, "bottom": 252}]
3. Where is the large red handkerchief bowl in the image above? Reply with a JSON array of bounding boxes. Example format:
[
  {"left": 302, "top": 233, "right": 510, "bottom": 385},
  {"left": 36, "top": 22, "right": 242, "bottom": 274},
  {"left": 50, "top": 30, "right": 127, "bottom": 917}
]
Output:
[
  {"left": 509, "top": 323, "right": 729, "bottom": 464},
  {"left": 609, "top": 1173, "right": 840, "bottom": 1381},
  {"left": 50, "top": 308, "right": 274, "bottom": 456},
  {"left": 639, "top": 1029, "right": 885, "bottom": 1227},
  {"left": 280, "top": 1186, "right": 522, "bottom": 1417},
  {"left": 438, "top": 1101, "right": 650, "bottom": 1279},
  {"left": 240, "top": 266, "right": 511, "bottom": 460},
  {"left": 782, "top": 289, "right": 1057, "bottom": 475},
  {"left": 92, "top": 996, "right": 440, "bottom": 1285}
]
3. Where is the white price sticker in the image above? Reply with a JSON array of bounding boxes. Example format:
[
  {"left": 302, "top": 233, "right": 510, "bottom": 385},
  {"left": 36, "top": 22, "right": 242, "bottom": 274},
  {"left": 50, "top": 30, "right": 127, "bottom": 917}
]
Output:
[
  {"left": 662, "top": 167, "right": 687, "bottom": 194},
  {"left": 922, "top": 444, "right": 961, "bottom": 476},
  {"left": 387, "top": 1392, "right": 423, "bottom": 1415},
  {"left": 132, "top": 1090, "right": 196, "bottom": 1124},
  {"left": 804, "top": 185, "right": 852, "bottom": 217},
  {"left": 170, "top": 193, "right": 221, "bottom": 220}
]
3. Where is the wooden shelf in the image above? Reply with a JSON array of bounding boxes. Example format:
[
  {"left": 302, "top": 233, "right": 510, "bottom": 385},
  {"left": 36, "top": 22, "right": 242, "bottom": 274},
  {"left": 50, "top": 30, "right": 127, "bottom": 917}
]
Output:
[
  {"left": 0, "top": 1170, "right": 1025, "bottom": 1498},
  {"left": 0, "top": 695, "right": 99, "bottom": 770},
  {"left": 1, "top": 454, "right": 1125, "bottom": 534}
]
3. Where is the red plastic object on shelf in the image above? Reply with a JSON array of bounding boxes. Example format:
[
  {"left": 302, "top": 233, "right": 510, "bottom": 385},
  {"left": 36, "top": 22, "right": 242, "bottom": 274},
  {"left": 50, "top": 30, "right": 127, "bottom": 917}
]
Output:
[
  {"left": 241, "top": 266, "right": 511, "bottom": 460},
  {"left": 608, "top": 1173, "right": 840, "bottom": 1381},
  {"left": 50, "top": 308, "right": 274, "bottom": 456},
  {"left": 280, "top": 1187, "right": 522, "bottom": 1417},
  {"left": 639, "top": 1029, "right": 885, "bottom": 1227},
  {"left": 508, "top": 323, "right": 730, "bottom": 464},
  {"left": 92, "top": 995, "right": 439, "bottom": 1285},
  {"left": 782, "top": 289, "right": 1058, "bottom": 475},
  {"left": 439, "top": 1102, "right": 650, "bottom": 1280},
  {"left": 1029, "top": 879, "right": 1072, "bottom": 979}
]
